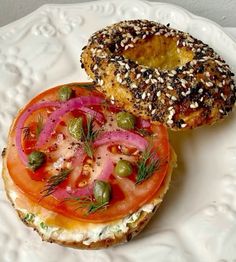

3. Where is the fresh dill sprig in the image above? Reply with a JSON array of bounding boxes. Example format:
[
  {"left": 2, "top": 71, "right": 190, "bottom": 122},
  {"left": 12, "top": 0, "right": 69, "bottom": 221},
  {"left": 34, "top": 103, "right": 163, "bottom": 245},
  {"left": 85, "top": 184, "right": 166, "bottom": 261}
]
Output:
[
  {"left": 36, "top": 114, "right": 44, "bottom": 138},
  {"left": 82, "top": 116, "right": 99, "bottom": 158},
  {"left": 136, "top": 147, "right": 160, "bottom": 184},
  {"left": 41, "top": 169, "right": 71, "bottom": 197},
  {"left": 87, "top": 201, "right": 109, "bottom": 214},
  {"left": 64, "top": 196, "right": 109, "bottom": 214}
]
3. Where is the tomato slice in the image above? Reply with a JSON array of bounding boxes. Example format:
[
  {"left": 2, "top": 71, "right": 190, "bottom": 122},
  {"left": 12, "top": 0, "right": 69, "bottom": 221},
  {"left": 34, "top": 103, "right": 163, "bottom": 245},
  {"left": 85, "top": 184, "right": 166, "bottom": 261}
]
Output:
[{"left": 6, "top": 83, "right": 171, "bottom": 223}]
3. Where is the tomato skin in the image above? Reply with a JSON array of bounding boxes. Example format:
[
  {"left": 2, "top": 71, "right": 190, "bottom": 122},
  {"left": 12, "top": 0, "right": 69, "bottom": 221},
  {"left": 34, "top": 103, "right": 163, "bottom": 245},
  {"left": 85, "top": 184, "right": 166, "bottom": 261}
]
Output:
[
  {"left": 28, "top": 166, "right": 47, "bottom": 181},
  {"left": 6, "top": 83, "right": 171, "bottom": 223},
  {"left": 110, "top": 183, "right": 125, "bottom": 203}
]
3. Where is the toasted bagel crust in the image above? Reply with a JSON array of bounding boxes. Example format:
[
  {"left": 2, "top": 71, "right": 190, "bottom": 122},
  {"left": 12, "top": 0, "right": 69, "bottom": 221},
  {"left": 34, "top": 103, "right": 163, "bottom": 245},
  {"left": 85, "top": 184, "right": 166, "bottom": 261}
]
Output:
[
  {"left": 81, "top": 19, "right": 236, "bottom": 130},
  {"left": 2, "top": 149, "right": 175, "bottom": 249}
]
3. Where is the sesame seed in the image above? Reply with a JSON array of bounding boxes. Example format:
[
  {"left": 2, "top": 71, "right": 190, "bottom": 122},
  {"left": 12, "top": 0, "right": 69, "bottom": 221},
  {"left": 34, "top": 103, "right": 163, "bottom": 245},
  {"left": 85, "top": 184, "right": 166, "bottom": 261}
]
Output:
[
  {"left": 221, "top": 93, "right": 227, "bottom": 101},
  {"left": 167, "top": 119, "right": 173, "bottom": 125},
  {"left": 190, "top": 102, "right": 199, "bottom": 109},
  {"left": 181, "top": 123, "right": 187, "bottom": 128},
  {"left": 142, "top": 92, "right": 146, "bottom": 100},
  {"left": 206, "top": 82, "right": 213, "bottom": 87},
  {"left": 205, "top": 72, "right": 210, "bottom": 77},
  {"left": 157, "top": 91, "right": 161, "bottom": 97},
  {"left": 130, "top": 83, "right": 137, "bottom": 89},
  {"left": 219, "top": 109, "right": 224, "bottom": 114},
  {"left": 186, "top": 89, "right": 191, "bottom": 95},
  {"left": 116, "top": 74, "right": 122, "bottom": 83},
  {"left": 167, "top": 85, "right": 173, "bottom": 90},
  {"left": 171, "top": 96, "right": 177, "bottom": 101}
]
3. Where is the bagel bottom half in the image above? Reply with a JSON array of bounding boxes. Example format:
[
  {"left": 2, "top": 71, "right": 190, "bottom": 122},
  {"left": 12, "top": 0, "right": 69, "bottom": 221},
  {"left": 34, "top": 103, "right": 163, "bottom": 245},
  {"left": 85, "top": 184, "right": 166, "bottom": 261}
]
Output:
[{"left": 2, "top": 148, "right": 176, "bottom": 249}]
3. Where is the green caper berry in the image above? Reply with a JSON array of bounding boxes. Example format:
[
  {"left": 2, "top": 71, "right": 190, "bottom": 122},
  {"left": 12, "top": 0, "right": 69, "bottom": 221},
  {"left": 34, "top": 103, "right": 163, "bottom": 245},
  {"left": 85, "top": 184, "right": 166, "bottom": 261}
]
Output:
[
  {"left": 116, "top": 112, "right": 135, "bottom": 130},
  {"left": 115, "top": 160, "right": 133, "bottom": 177},
  {"left": 94, "top": 180, "right": 111, "bottom": 204},
  {"left": 28, "top": 151, "right": 46, "bottom": 171},
  {"left": 59, "top": 86, "right": 73, "bottom": 101},
  {"left": 68, "top": 117, "right": 83, "bottom": 140}
]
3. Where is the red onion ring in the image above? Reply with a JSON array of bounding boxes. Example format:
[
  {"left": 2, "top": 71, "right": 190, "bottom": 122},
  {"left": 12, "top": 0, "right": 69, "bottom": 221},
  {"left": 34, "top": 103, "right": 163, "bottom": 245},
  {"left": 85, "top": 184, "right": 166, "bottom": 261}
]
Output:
[
  {"left": 94, "top": 130, "right": 148, "bottom": 151},
  {"left": 15, "top": 101, "right": 60, "bottom": 165},
  {"left": 68, "top": 147, "right": 86, "bottom": 187},
  {"left": 37, "top": 96, "right": 103, "bottom": 147},
  {"left": 52, "top": 185, "right": 93, "bottom": 200},
  {"left": 138, "top": 118, "right": 151, "bottom": 128},
  {"left": 97, "top": 159, "right": 114, "bottom": 181},
  {"left": 79, "top": 107, "right": 104, "bottom": 123}
]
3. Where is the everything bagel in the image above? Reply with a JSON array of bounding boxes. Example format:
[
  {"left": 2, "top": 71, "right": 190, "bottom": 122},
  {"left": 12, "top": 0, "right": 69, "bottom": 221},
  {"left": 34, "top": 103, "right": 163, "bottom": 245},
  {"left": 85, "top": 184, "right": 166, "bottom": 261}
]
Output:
[{"left": 81, "top": 20, "right": 236, "bottom": 130}]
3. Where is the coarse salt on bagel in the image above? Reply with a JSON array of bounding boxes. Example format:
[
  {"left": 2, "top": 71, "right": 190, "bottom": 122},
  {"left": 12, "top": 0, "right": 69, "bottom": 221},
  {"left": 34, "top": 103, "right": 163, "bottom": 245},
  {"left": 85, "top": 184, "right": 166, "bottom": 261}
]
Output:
[{"left": 81, "top": 19, "right": 236, "bottom": 130}]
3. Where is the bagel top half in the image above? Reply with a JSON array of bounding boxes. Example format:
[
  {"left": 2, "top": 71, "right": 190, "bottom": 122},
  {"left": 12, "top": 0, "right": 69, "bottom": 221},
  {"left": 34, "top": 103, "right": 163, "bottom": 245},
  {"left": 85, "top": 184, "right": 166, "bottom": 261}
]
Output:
[{"left": 81, "top": 19, "right": 236, "bottom": 130}]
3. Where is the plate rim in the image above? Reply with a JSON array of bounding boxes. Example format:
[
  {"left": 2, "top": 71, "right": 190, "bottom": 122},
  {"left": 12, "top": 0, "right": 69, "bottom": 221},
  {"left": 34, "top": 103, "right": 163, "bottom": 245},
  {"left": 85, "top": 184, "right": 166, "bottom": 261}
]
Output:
[{"left": 0, "top": 0, "right": 235, "bottom": 44}]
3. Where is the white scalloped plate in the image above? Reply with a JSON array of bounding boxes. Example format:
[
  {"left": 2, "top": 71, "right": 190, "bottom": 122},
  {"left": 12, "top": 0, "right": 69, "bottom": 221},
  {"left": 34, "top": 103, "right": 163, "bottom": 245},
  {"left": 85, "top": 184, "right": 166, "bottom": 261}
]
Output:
[{"left": 1, "top": 0, "right": 236, "bottom": 261}]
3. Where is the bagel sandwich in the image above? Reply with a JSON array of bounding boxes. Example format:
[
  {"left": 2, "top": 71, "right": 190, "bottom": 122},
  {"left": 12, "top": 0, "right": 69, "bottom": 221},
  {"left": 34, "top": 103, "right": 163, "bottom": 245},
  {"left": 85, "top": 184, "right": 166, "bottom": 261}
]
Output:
[{"left": 2, "top": 82, "right": 176, "bottom": 249}]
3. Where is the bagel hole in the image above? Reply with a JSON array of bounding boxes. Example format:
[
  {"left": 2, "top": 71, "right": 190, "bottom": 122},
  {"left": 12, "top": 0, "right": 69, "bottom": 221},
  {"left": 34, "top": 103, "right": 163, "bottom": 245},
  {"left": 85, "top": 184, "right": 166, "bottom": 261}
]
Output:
[{"left": 122, "top": 35, "right": 194, "bottom": 70}]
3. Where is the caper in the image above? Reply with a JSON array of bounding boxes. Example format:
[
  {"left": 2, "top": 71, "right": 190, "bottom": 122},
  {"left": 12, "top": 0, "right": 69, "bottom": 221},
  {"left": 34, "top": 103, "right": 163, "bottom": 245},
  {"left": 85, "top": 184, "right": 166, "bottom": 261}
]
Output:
[
  {"left": 58, "top": 86, "right": 73, "bottom": 101},
  {"left": 94, "top": 180, "right": 111, "bottom": 204},
  {"left": 114, "top": 160, "right": 133, "bottom": 177},
  {"left": 28, "top": 151, "right": 46, "bottom": 171},
  {"left": 68, "top": 117, "right": 83, "bottom": 140},
  {"left": 116, "top": 111, "right": 135, "bottom": 130}
]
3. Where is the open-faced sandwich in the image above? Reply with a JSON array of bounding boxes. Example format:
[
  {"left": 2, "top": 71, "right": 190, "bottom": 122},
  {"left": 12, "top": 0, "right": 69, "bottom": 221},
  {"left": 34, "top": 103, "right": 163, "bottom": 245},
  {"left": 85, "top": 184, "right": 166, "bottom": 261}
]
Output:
[
  {"left": 2, "top": 83, "right": 176, "bottom": 249},
  {"left": 2, "top": 19, "right": 236, "bottom": 249}
]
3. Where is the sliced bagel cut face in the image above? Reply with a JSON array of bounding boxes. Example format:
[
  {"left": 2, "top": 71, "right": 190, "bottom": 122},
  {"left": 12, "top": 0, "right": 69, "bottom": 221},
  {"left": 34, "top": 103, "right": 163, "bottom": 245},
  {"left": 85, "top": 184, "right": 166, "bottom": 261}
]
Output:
[
  {"left": 81, "top": 19, "right": 236, "bottom": 130},
  {"left": 3, "top": 82, "right": 175, "bottom": 248}
]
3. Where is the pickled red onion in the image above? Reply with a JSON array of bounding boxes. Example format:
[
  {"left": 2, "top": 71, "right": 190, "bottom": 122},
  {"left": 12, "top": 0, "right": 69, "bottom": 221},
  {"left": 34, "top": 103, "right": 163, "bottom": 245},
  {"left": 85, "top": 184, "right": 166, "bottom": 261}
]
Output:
[
  {"left": 97, "top": 159, "right": 114, "bottom": 181},
  {"left": 52, "top": 185, "right": 93, "bottom": 200},
  {"left": 94, "top": 131, "right": 148, "bottom": 151},
  {"left": 15, "top": 101, "right": 60, "bottom": 165},
  {"left": 37, "top": 96, "right": 103, "bottom": 147},
  {"left": 138, "top": 118, "right": 151, "bottom": 128},
  {"left": 79, "top": 107, "right": 104, "bottom": 123},
  {"left": 68, "top": 147, "right": 86, "bottom": 187}
]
